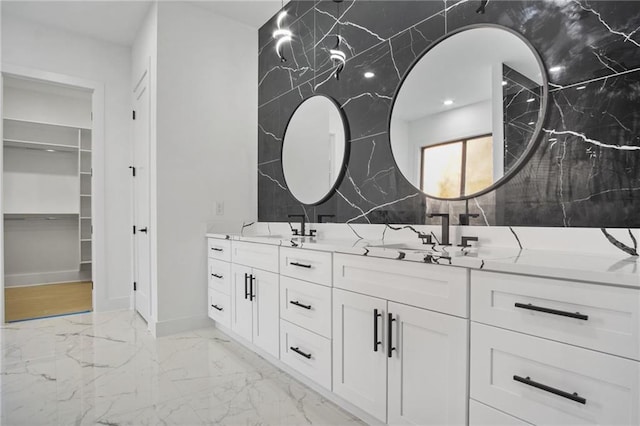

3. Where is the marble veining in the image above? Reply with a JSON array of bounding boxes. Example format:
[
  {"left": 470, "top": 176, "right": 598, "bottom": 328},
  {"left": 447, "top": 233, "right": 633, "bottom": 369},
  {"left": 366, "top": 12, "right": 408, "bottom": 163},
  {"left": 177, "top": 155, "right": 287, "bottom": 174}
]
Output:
[
  {"left": 0, "top": 311, "right": 363, "bottom": 426},
  {"left": 257, "top": 0, "right": 640, "bottom": 228},
  {"left": 206, "top": 222, "right": 640, "bottom": 286}
]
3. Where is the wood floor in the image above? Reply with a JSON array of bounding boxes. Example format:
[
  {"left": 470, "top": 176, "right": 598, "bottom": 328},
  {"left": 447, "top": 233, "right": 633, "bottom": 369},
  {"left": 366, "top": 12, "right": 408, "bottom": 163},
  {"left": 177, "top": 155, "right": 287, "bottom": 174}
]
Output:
[{"left": 5, "top": 281, "right": 92, "bottom": 322}]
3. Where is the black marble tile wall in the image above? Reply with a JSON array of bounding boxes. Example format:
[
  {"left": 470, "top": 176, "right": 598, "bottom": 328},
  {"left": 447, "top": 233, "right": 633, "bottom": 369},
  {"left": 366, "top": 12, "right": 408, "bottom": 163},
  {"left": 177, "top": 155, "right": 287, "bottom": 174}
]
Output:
[{"left": 257, "top": 0, "right": 640, "bottom": 227}]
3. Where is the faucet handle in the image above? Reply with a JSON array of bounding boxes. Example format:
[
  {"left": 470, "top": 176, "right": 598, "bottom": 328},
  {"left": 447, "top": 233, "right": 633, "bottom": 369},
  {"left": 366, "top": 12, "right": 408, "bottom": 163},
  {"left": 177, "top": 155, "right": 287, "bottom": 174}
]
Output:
[
  {"left": 458, "top": 236, "right": 478, "bottom": 248},
  {"left": 308, "top": 229, "right": 317, "bottom": 237},
  {"left": 418, "top": 232, "right": 433, "bottom": 245},
  {"left": 292, "top": 229, "right": 300, "bottom": 236},
  {"left": 459, "top": 213, "right": 480, "bottom": 225}
]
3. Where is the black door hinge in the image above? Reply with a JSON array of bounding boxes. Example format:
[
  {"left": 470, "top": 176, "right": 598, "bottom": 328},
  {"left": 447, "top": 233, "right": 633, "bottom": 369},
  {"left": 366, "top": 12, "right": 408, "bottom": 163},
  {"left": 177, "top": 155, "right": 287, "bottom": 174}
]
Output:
[
  {"left": 133, "top": 282, "right": 137, "bottom": 291},
  {"left": 129, "top": 166, "right": 136, "bottom": 177},
  {"left": 132, "top": 110, "right": 136, "bottom": 120},
  {"left": 133, "top": 225, "right": 136, "bottom": 235}
]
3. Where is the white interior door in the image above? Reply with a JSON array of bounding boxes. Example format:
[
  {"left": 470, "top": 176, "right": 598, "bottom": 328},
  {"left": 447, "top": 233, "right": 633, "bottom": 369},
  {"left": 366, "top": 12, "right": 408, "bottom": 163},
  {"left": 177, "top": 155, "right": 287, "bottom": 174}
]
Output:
[{"left": 132, "top": 70, "right": 151, "bottom": 322}]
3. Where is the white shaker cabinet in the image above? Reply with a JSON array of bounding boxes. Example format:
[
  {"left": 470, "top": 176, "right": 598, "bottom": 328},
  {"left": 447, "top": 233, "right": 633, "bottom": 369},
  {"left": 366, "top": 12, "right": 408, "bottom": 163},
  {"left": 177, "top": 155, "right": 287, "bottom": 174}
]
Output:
[
  {"left": 333, "top": 288, "right": 468, "bottom": 425},
  {"left": 231, "top": 262, "right": 280, "bottom": 358},
  {"left": 387, "top": 301, "right": 468, "bottom": 425},
  {"left": 333, "top": 289, "right": 388, "bottom": 422}
]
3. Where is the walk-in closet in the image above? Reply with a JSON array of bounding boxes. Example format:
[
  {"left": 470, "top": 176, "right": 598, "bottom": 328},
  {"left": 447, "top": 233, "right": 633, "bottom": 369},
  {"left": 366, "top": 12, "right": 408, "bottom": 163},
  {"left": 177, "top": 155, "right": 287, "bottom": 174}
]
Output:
[{"left": 2, "top": 76, "right": 93, "bottom": 322}]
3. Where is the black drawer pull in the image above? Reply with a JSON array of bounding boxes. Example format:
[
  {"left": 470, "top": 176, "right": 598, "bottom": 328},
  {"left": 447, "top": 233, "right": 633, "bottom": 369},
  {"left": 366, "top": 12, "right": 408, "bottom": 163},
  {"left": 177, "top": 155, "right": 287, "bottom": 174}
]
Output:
[
  {"left": 211, "top": 304, "right": 223, "bottom": 311},
  {"left": 514, "top": 303, "right": 588, "bottom": 321},
  {"left": 290, "top": 261, "right": 312, "bottom": 269},
  {"left": 211, "top": 273, "right": 223, "bottom": 279},
  {"left": 290, "top": 300, "right": 312, "bottom": 310},
  {"left": 387, "top": 313, "right": 396, "bottom": 358},
  {"left": 373, "top": 309, "right": 382, "bottom": 352},
  {"left": 513, "top": 375, "right": 586, "bottom": 404},
  {"left": 211, "top": 247, "right": 223, "bottom": 252},
  {"left": 290, "top": 346, "right": 312, "bottom": 359}
]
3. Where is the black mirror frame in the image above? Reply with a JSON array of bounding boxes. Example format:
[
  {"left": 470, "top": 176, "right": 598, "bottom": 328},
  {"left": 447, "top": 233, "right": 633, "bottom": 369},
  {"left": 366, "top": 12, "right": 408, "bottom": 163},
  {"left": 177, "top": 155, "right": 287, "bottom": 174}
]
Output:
[
  {"left": 387, "top": 23, "right": 550, "bottom": 201},
  {"left": 281, "top": 94, "right": 351, "bottom": 206}
]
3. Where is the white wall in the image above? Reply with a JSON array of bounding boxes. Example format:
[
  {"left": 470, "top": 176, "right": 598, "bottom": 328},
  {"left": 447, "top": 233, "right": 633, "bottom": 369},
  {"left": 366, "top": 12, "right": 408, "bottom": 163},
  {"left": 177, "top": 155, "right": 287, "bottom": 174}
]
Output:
[
  {"left": 2, "top": 14, "right": 133, "bottom": 311},
  {"left": 153, "top": 2, "right": 257, "bottom": 333},
  {"left": 3, "top": 84, "right": 91, "bottom": 128}
]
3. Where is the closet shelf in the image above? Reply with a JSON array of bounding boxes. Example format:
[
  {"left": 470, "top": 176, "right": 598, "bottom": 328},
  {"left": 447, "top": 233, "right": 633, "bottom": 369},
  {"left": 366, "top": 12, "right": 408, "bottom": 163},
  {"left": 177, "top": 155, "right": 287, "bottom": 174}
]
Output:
[
  {"left": 80, "top": 194, "right": 92, "bottom": 197},
  {"left": 4, "top": 213, "right": 79, "bottom": 220},
  {"left": 80, "top": 239, "right": 92, "bottom": 242},
  {"left": 80, "top": 260, "right": 92, "bottom": 265},
  {"left": 3, "top": 117, "right": 91, "bottom": 131},
  {"left": 3, "top": 139, "right": 78, "bottom": 152}
]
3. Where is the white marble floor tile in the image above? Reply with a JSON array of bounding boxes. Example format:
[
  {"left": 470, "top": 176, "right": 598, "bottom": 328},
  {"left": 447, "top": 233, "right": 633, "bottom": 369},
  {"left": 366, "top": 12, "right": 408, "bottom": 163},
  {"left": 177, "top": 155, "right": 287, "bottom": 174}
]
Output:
[{"left": 0, "top": 310, "right": 364, "bottom": 426}]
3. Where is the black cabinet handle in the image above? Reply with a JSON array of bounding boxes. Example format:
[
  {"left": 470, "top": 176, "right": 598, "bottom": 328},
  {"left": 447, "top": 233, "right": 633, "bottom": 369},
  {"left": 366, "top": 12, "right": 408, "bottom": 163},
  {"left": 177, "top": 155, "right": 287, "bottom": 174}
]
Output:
[
  {"left": 290, "top": 300, "right": 312, "bottom": 310},
  {"left": 244, "top": 273, "right": 249, "bottom": 300},
  {"left": 249, "top": 274, "right": 255, "bottom": 301},
  {"left": 211, "top": 247, "right": 223, "bottom": 252},
  {"left": 290, "top": 346, "right": 312, "bottom": 359},
  {"left": 373, "top": 309, "right": 382, "bottom": 352},
  {"left": 514, "top": 303, "right": 588, "bottom": 321},
  {"left": 290, "top": 261, "right": 312, "bottom": 269},
  {"left": 387, "top": 313, "right": 396, "bottom": 358},
  {"left": 139, "top": 227, "right": 148, "bottom": 233},
  {"left": 211, "top": 273, "right": 223, "bottom": 279},
  {"left": 513, "top": 375, "right": 586, "bottom": 405},
  {"left": 211, "top": 304, "right": 223, "bottom": 311}
]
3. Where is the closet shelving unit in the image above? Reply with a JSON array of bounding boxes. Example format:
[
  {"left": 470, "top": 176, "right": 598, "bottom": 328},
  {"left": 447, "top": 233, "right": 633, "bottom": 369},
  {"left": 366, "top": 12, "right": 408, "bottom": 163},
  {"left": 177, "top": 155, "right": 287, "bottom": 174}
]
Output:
[{"left": 3, "top": 117, "right": 92, "bottom": 283}]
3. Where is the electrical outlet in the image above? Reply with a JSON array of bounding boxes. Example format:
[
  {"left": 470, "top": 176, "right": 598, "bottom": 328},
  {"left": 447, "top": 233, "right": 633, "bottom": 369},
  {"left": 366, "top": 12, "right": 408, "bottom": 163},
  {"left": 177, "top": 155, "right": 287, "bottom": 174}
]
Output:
[{"left": 215, "top": 201, "right": 224, "bottom": 216}]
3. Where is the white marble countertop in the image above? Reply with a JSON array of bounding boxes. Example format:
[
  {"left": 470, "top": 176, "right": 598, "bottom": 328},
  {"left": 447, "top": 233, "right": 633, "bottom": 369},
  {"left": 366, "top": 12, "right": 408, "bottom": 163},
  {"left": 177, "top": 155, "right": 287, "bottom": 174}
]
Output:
[{"left": 205, "top": 232, "right": 640, "bottom": 288}]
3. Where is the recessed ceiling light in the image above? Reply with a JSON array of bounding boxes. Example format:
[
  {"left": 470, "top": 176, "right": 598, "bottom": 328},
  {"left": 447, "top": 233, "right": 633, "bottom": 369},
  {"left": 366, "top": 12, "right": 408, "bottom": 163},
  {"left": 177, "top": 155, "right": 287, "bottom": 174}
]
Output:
[
  {"left": 549, "top": 66, "right": 563, "bottom": 73},
  {"left": 46, "top": 149, "right": 56, "bottom": 152},
  {"left": 501, "top": 81, "right": 507, "bottom": 86},
  {"left": 575, "top": 85, "right": 586, "bottom": 90},
  {"left": 364, "top": 72, "right": 375, "bottom": 79},
  {"left": 443, "top": 99, "right": 454, "bottom": 106},
  {"left": 526, "top": 98, "right": 535, "bottom": 103}
]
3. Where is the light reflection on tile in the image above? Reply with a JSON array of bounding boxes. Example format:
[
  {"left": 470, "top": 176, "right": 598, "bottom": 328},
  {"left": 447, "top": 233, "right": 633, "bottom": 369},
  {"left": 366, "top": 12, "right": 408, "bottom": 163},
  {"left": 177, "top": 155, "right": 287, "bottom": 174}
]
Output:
[{"left": 0, "top": 310, "right": 363, "bottom": 425}]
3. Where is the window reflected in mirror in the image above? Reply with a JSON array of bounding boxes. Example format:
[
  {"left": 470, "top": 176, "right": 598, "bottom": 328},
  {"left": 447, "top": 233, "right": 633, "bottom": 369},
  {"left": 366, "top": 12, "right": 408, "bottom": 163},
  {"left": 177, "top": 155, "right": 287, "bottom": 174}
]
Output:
[{"left": 421, "top": 135, "right": 493, "bottom": 198}]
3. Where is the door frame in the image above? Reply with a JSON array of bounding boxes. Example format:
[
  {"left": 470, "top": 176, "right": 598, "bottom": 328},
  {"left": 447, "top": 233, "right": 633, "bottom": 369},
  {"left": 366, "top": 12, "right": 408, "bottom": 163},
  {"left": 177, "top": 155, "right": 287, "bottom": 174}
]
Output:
[{"left": 0, "top": 63, "right": 107, "bottom": 320}]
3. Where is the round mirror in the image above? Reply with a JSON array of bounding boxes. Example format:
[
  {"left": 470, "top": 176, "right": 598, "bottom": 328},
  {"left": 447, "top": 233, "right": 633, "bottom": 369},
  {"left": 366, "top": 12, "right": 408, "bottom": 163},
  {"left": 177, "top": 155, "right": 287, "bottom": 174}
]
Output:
[
  {"left": 389, "top": 25, "right": 547, "bottom": 200},
  {"left": 282, "top": 95, "right": 349, "bottom": 205}
]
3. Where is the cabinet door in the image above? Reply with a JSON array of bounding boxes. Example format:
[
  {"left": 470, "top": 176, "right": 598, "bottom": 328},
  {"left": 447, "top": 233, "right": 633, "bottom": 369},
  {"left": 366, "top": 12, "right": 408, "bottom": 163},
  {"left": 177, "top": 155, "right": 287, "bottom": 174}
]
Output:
[
  {"left": 231, "top": 263, "right": 253, "bottom": 342},
  {"left": 333, "top": 289, "right": 387, "bottom": 423},
  {"left": 252, "top": 269, "right": 280, "bottom": 358},
  {"left": 387, "top": 301, "right": 468, "bottom": 425}
]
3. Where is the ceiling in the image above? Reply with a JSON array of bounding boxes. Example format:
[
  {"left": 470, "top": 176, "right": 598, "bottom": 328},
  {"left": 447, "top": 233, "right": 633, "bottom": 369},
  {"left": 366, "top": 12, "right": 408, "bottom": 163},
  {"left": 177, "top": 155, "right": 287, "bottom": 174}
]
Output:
[{"left": 1, "top": 0, "right": 287, "bottom": 46}]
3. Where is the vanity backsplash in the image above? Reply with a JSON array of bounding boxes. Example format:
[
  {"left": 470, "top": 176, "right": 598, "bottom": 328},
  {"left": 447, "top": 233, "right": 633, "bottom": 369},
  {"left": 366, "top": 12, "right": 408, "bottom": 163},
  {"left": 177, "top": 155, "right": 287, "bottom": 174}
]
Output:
[{"left": 257, "top": 0, "right": 640, "bottom": 228}]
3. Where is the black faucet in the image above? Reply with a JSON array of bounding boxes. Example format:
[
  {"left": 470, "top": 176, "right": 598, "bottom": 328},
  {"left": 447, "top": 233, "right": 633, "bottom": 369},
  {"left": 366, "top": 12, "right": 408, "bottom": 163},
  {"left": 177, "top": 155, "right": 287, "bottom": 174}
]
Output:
[
  {"left": 458, "top": 236, "right": 478, "bottom": 248},
  {"left": 288, "top": 214, "right": 316, "bottom": 237},
  {"left": 427, "top": 213, "right": 451, "bottom": 246},
  {"left": 288, "top": 214, "right": 306, "bottom": 236},
  {"left": 459, "top": 213, "right": 479, "bottom": 226}
]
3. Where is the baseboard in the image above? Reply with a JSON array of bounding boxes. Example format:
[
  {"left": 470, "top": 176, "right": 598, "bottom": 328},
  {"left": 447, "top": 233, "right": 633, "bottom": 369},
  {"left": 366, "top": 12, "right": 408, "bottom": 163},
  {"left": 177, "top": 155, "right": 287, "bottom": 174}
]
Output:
[
  {"left": 4, "top": 270, "right": 87, "bottom": 287},
  {"left": 213, "top": 323, "right": 385, "bottom": 426},
  {"left": 151, "top": 314, "right": 211, "bottom": 338}
]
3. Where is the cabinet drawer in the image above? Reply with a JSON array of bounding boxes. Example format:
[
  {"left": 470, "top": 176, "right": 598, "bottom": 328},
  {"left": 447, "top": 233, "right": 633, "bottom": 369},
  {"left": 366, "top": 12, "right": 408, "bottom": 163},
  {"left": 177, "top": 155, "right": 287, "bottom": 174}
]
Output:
[
  {"left": 280, "top": 276, "right": 331, "bottom": 338},
  {"left": 471, "top": 323, "right": 640, "bottom": 426},
  {"left": 334, "top": 253, "right": 469, "bottom": 317},
  {"left": 208, "top": 238, "right": 231, "bottom": 262},
  {"left": 231, "top": 241, "right": 279, "bottom": 273},
  {"left": 208, "top": 287, "right": 231, "bottom": 328},
  {"left": 280, "top": 320, "right": 331, "bottom": 390},
  {"left": 471, "top": 270, "right": 640, "bottom": 360},
  {"left": 470, "top": 400, "right": 532, "bottom": 425},
  {"left": 280, "top": 247, "right": 332, "bottom": 286},
  {"left": 208, "top": 258, "right": 231, "bottom": 295}
]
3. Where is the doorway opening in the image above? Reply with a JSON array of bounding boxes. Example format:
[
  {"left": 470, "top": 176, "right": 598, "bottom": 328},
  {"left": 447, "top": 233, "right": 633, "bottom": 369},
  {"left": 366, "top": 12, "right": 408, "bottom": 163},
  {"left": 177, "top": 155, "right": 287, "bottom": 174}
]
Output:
[{"left": 2, "top": 75, "right": 94, "bottom": 322}]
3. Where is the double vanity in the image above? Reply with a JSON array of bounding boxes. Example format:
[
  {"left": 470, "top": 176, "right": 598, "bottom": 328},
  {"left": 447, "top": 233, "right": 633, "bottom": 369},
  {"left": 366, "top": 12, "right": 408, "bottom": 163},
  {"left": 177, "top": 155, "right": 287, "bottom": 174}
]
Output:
[{"left": 205, "top": 229, "right": 639, "bottom": 426}]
